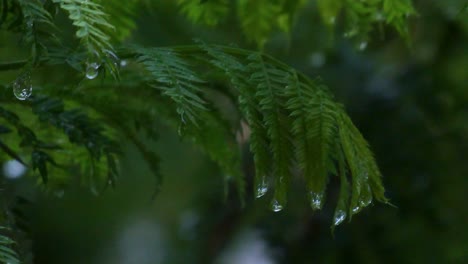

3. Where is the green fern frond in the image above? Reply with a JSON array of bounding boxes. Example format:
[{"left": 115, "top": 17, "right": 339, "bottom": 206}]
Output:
[
  {"left": 285, "top": 74, "right": 338, "bottom": 210},
  {"left": 1, "top": 0, "right": 58, "bottom": 62},
  {"left": 135, "top": 47, "right": 208, "bottom": 125},
  {"left": 0, "top": 227, "right": 20, "bottom": 264},
  {"left": 160, "top": 43, "right": 388, "bottom": 222},
  {"left": 337, "top": 110, "right": 388, "bottom": 216},
  {"left": 177, "top": 0, "right": 229, "bottom": 26},
  {"left": 198, "top": 42, "right": 272, "bottom": 199},
  {"left": 54, "top": 0, "right": 114, "bottom": 53},
  {"left": 246, "top": 53, "right": 294, "bottom": 208}
]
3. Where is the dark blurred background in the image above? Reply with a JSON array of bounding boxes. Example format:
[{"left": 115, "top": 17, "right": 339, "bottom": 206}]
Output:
[{"left": 1, "top": 1, "right": 467, "bottom": 263}]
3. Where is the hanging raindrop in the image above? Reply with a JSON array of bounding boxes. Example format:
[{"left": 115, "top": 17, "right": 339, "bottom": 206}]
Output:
[
  {"left": 333, "top": 210, "right": 347, "bottom": 226},
  {"left": 309, "top": 191, "right": 324, "bottom": 210},
  {"left": 12, "top": 72, "right": 32, "bottom": 100},
  {"left": 359, "top": 184, "right": 373, "bottom": 207},
  {"left": 270, "top": 199, "right": 283, "bottom": 212},
  {"left": 352, "top": 205, "right": 361, "bottom": 214},
  {"left": 255, "top": 176, "right": 268, "bottom": 198},
  {"left": 86, "top": 62, "right": 100, "bottom": 79}
]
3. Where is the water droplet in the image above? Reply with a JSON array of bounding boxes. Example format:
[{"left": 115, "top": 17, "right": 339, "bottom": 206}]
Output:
[
  {"left": 120, "top": 60, "right": 128, "bottom": 67},
  {"left": 309, "top": 191, "right": 324, "bottom": 210},
  {"left": 328, "top": 16, "right": 336, "bottom": 25},
  {"left": 255, "top": 176, "right": 268, "bottom": 198},
  {"left": 85, "top": 62, "right": 100, "bottom": 79},
  {"left": 12, "top": 73, "right": 32, "bottom": 100},
  {"left": 352, "top": 205, "right": 361, "bottom": 214},
  {"left": 333, "top": 210, "right": 347, "bottom": 226},
  {"left": 359, "top": 184, "right": 373, "bottom": 207},
  {"left": 270, "top": 199, "right": 283, "bottom": 212},
  {"left": 358, "top": 41, "right": 368, "bottom": 51}
]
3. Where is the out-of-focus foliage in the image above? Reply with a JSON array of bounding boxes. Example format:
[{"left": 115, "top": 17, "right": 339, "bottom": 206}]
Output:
[{"left": 174, "top": 0, "right": 416, "bottom": 47}]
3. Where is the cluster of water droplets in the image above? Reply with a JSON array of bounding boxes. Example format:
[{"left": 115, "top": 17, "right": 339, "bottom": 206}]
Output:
[
  {"left": 252, "top": 176, "right": 284, "bottom": 213},
  {"left": 12, "top": 72, "right": 33, "bottom": 100}
]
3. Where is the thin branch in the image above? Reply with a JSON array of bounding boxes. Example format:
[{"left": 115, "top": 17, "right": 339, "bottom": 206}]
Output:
[{"left": 0, "top": 60, "right": 28, "bottom": 71}]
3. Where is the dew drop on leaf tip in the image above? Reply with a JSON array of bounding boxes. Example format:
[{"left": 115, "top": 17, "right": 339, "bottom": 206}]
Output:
[
  {"left": 352, "top": 205, "right": 361, "bottom": 214},
  {"left": 333, "top": 210, "right": 346, "bottom": 226},
  {"left": 309, "top": 191, "right": 324, "bottom": 210},
  {"left": 255, "top": 178, "right": 268, "bottom": 198},
  {"left": 270, "top": 199, "right": 283, "bottom": 212},
  {"left": 86, "top": 62, "right": 100, "bottom": 79},
  {"left": 12, "top": 73, "right": 32, "bottom": 100}
]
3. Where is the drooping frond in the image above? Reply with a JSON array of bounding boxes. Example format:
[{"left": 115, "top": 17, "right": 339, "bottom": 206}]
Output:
[
  {"left": 337, "top": 110, "right": 388, "bottom": 215},
  {"left": 285, "top": 74, "right": 338, "bottom": 210},
  {"left": 198, "top": 42, "right": 272, "bottom": 200},
  {"left": 245, "top": 53, "right": 294, "bottom": 209}
]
